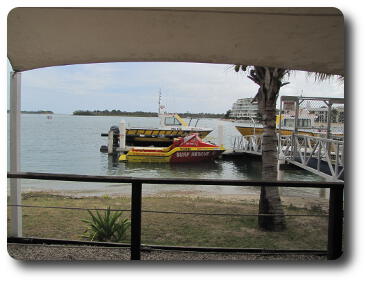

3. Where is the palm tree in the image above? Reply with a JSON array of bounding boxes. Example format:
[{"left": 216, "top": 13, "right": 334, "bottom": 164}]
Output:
[
  {"left": 235, "top": 65, "right": 289, "bottom": 231},
  {"left": 234, "top": 66, "right": 343, "bottom": 231}
]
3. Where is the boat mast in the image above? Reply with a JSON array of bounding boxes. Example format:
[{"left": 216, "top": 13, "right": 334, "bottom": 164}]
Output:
[
  {"left": 158, "top": 89, "right": 165, "bottom": 127},
  {"left": 158, "top": 89, "right": 162, "bottom": 115}
]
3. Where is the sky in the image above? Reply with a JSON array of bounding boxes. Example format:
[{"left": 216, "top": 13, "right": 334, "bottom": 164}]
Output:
[{"left": 7, "top": 61, "right": 344, "bottom": 114}]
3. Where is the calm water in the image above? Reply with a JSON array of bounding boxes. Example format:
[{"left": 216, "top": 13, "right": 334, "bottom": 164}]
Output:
[{"left": 8, "top": 114, "right": 325, "bottom": 197}]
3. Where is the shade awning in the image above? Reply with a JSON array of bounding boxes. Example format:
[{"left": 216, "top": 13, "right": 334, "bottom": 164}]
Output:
[{"left": 7, "top": 7, "right": 344, "bottom": 75}]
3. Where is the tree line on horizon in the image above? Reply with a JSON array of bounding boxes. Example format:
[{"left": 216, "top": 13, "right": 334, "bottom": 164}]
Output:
[{"left": 73, "top": 109, "right": 226, "bottom": 118}]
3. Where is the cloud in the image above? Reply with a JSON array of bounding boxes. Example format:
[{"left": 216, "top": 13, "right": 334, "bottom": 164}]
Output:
[{"left": 282, "top": 72, "right": 344, "bottom": 98}]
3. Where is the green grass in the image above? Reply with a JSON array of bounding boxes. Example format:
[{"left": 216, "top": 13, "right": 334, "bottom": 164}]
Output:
[{"left": 8, "top": 192, "right": 328, "bottom": 250}]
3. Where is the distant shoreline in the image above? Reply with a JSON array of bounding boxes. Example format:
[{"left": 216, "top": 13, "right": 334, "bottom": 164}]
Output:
[{"left": 73, "top": 110, "right": 225, "bottom": 119}]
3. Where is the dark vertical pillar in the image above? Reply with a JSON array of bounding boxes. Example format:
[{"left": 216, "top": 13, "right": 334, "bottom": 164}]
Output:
[
  {"left": 327, "top": 184, "right": 344, "bottom": 260},
  {"left": 131, "top": 182, "right": 142, "bottom": 260}
]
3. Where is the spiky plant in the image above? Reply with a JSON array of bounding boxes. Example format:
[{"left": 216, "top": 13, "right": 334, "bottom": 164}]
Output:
[{"left": 82, "top": 207, "right": 130, "bottom": 242}]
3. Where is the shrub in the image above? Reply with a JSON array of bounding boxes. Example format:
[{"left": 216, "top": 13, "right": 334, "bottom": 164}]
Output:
[{"left": 82, "top": 207, "right": 130, "bottom": 242}]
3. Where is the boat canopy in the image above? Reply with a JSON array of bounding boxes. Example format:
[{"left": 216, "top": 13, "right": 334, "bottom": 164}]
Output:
[{"left": 8, "top": 7, "right": 343, "bottom": 75}]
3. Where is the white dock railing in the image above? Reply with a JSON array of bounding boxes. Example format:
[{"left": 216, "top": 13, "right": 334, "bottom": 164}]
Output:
[
  {"left": 232, "top": 134, "right": 344, "bottom": 181},
  {"left": 232, "top": 135, "right": 262, "bottom": 156},
  {"left": 285, "top": 134, "right": 344, "bottom": 181}
]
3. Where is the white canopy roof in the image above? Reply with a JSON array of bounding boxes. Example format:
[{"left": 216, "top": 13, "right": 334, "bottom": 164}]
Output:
[{"left": 7, "top": 7, "right": 344, "bottom": 75}]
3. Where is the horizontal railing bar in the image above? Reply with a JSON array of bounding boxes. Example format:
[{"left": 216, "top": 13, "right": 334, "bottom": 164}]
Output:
[
  {"left": 143, "top": 244, "right": 327, "bottom": 255},
  {"left": 7, "top": 204, "right": 130, "bottom": 212},
  {"left": 7, "top": 236, "right": 328, "bottom": 256},
  {"left": 7, "top": 172, "right": 344, "bottom": 188},
  {"left": 137, "top": 210, "right": 327, "bottom": 217},
  {"left": 7, "top": 204, "right": 328, "bottom": 217},
  {"left": 7, "top": 236, "right": 131, "bottom": 248}
]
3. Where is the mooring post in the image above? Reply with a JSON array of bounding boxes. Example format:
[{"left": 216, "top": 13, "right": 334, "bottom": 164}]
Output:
[
  {"left": 119, "top": 119, "right": 126, "bottom": 151},
  {"left": 107, "top": 130, "right": 113, "bottom": 154},
  {"left": 327, "top": 184, "right": 344, "bottom": 260},
  {"left": 131, "top": 182, "right": 142, "bottom": 260},
  {"left": 9, "top": 71, "right": 22, "bottom": 237},
  {"left": 217, "top": 124, "right": 224, "bottom": 146}
]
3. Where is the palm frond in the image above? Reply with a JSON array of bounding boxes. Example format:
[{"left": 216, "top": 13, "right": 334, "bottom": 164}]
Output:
[{"left": 307, "top": 71, "right": 344, "bottom": 82}]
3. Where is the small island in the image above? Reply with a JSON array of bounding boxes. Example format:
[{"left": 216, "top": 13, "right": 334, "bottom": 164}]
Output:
[{"left": 73, "top": 109, "right": 225, "bottom": 119}]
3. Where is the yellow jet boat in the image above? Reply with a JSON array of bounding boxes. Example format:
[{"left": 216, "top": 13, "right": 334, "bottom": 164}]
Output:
[{"left": 119, "top": 133, "right": 225, "bottom": 163}]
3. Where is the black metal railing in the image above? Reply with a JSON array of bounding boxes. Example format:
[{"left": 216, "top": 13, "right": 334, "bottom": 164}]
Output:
[{"left": 7, "top": 172, "right": 344, "bottom": 260}]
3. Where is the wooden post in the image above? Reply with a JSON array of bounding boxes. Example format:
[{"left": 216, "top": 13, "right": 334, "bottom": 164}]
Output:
[
  {"left": 131, "top": 182, "right": 142, "bottom": 260},
  {"left": 107, "top": 130, "right": 113, "bottom": 154},
  {"left": 217, "top": 124, "right": 224, "bottom": 146},
  {"left": 119, "top": 120, "right": 126, "bottom": 150},
  {"left": 9, "top": 71, "right": 22, "bottom": 237},
  {"left": 327, "top": 185, "right": 344, "bottom": 260}
]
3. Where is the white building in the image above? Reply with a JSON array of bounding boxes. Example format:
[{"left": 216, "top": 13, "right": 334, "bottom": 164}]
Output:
[
  {"left": 309, "top": 106, "right": 344, "bottom": 123},
  {"left": 229, "top": 98, "right": 259, "bottom": 120}
]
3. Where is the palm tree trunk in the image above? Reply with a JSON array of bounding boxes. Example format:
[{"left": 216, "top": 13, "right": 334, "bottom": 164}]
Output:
[
  {"left": 234, "top": 65, "right": 287, "bottom": 231},
  {"left": 258, "top": 105, "right": 286, "bottom": 231}
]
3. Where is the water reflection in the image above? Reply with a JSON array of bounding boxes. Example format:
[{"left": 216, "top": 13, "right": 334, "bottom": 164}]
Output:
[
  {"left": 101, "top": 144, "right": 327, "bottom": 199},
  {"left": 107, "top": 153, "right": 120, "bottom": 170},
  {"left": 103, "top": 156, "right": 327, "bottom": 198},
  {"left": 229, "top": 158, "right": 262, "bottom": 179},
  {"left": 105, "top": 153, "right": 266, "bottom": 180},
  {"left": 114, "top": 159, "right": 224, "bottom": 179}
]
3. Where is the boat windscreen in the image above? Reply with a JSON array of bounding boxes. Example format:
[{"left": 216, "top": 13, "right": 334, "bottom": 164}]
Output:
[{"left": 165, "top": 117, "right": 182, "bottom": 126}]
